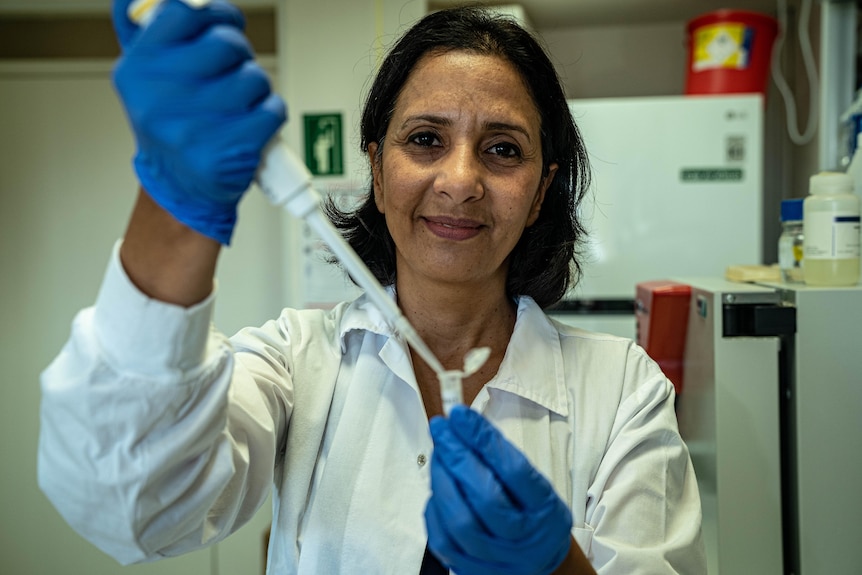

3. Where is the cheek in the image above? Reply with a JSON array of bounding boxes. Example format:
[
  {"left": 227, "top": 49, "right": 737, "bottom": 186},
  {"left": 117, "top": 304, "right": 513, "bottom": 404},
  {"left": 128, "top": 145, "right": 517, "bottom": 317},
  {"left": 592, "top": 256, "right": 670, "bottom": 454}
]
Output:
[
  {"left": 377, "top": 167, "right": 422, "bottom": 216},
  {"left": 507, "top": 184, "right": 545, "bottom": 227},
  {"left": 373, "top": 186, "right": 385, "bottom": 214}
]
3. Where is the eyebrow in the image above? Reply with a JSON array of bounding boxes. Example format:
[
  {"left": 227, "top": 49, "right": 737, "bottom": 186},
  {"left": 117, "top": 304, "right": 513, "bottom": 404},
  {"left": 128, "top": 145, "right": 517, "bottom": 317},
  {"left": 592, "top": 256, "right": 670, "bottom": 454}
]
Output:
[{"left": 399, "top": 115, "right": 533, "bottom": 143}]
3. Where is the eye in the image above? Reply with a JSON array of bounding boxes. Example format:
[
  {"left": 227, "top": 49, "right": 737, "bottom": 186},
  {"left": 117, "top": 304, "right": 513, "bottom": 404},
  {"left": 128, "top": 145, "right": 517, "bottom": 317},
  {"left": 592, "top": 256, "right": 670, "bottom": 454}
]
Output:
[
  {"left": 409, "top": 131, "right": 441, "bottom": 147},
  {"left": 487, "top": 141, "right": 522, "bottom": 159}
]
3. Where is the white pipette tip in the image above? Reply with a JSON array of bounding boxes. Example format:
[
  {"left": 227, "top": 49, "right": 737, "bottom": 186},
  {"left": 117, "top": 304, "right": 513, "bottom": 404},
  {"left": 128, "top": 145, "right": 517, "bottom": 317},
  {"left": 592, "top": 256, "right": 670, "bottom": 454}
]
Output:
[
  {"left": 438, "top": 346, "right": 491, "bottom": 417},
  {"left": 128, "top": 0, "right": 211, "bottom": 26},
  {"left": 463, "top": 347, "right": 491, "bottom": 377}
]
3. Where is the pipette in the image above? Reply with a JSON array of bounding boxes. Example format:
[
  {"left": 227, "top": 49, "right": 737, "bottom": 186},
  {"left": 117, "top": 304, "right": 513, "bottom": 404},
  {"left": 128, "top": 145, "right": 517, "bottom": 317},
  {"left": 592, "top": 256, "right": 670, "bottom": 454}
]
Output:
[{"left": 128, "top": 0, "right": 489, "bottom": 415}]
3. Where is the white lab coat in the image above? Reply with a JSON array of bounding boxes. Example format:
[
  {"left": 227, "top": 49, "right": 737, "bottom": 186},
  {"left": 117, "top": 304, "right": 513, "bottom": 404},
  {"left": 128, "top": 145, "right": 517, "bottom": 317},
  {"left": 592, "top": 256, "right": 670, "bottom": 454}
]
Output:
[{"left": 38, "top": 244, "right": 706, "bottom": 574}]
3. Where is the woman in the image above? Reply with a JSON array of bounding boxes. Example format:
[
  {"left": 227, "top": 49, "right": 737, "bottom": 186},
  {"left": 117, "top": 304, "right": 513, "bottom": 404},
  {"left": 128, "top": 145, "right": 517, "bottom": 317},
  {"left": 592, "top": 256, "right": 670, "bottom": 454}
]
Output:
[{"left": 38, "top": 1, "right": 706, "bottom": 574}]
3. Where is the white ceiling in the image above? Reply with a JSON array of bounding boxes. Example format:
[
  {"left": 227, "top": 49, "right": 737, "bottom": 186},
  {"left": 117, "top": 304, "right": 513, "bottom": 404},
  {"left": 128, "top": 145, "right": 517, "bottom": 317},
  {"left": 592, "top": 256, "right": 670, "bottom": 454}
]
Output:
[{"left": 0, "top": 0, "right": 782, "bottom": 29}]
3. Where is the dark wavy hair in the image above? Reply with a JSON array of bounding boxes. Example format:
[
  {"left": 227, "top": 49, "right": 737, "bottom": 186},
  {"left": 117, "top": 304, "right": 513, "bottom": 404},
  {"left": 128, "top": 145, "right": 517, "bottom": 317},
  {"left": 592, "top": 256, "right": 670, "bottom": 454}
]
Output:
[{"left": 325, "top": 5, "right": 590, "bottom": 308}]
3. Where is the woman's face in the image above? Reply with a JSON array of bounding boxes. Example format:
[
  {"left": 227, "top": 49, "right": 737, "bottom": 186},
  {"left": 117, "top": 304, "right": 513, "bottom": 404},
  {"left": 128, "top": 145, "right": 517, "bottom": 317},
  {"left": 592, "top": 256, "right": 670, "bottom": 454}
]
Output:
[{"left": 369, "top": 50, "right": 557, "bottom": 292}]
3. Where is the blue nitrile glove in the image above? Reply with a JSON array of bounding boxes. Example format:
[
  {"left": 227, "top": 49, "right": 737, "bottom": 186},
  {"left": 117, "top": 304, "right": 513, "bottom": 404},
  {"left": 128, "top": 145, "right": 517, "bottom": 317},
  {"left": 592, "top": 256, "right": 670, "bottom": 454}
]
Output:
[
  {"left": 111, "top": 0, "right": 286, "bottom": 244},
  {"left": 425, "top": 405, "right": 573, "bottom": 575}
]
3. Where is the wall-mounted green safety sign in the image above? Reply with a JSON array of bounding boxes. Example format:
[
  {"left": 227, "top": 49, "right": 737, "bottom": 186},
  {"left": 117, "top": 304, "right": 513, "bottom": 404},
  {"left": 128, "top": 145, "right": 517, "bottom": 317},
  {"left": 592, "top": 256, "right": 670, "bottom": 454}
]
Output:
[{"left": 303, "top": 113, "right": 344, "bottom": 176}]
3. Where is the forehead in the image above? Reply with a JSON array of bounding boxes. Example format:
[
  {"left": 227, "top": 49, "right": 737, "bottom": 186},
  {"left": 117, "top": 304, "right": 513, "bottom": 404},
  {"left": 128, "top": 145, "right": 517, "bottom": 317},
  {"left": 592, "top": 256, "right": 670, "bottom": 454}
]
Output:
[{"left": 391, "top": 50, "right": 541, "bottom": 128}]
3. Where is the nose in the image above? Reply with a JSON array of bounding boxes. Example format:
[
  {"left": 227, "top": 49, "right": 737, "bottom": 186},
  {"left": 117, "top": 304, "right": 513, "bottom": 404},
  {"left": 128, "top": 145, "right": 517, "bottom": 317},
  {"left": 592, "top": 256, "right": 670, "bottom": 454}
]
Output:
[{"left": 434, "top": 143, "right": 484, "bottom": 203}]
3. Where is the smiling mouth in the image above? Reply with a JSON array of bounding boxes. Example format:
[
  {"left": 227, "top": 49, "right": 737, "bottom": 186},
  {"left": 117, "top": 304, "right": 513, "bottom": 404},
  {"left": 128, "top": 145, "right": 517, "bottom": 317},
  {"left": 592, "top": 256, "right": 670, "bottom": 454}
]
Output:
[{"left": 423, "top": 217, "right": 484, "bottom": 240}]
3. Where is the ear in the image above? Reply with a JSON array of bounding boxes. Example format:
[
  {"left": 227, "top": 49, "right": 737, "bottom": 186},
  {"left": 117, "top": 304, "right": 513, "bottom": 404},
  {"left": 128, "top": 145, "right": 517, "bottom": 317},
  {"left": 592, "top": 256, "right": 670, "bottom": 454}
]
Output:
[
  {"left": 368, "top": 142, "right": 385, "bottom": 214},
  {"left": 527, "top": 162, "right": 557, "bottom": 226}
]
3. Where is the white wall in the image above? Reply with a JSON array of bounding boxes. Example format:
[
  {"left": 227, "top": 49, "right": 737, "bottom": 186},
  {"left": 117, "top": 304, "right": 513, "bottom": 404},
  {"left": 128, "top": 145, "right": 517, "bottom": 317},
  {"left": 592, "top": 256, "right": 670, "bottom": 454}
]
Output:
[
  {"left": 0, "top": 60, "right": 217, "bottom": 575},
  {"left": 278, "top": 0, "right": 428, "bottom": 183}
]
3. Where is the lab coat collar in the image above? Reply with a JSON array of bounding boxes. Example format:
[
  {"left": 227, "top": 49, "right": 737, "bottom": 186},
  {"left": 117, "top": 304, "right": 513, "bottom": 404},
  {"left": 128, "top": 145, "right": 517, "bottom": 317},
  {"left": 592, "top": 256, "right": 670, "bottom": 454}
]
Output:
[
  {"left": 337, "top": 290, "right": 569, "bottom": 418},
  {"left": 484, "top": 296, "right": 569, "bottom": 417},
  {"left": 337, "top": 285, "right": 400, "bottom": 346}
]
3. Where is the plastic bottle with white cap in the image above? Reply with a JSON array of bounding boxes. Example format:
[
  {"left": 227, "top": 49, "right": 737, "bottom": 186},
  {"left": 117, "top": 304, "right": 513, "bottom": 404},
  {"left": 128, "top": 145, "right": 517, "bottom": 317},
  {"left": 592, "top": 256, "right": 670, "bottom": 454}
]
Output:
[{"left": 802, "top": 172, "right": 861, "bottom": 286}]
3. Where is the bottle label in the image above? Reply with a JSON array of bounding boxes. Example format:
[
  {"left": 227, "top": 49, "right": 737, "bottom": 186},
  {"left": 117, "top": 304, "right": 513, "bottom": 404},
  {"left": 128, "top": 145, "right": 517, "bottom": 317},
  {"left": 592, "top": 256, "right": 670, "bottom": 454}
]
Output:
[
  {"left": 778, "top": 236, "right": 803, "bottom": 268},
  {"left": 804, "top": 212, "right": 861, "bottom": 259}
]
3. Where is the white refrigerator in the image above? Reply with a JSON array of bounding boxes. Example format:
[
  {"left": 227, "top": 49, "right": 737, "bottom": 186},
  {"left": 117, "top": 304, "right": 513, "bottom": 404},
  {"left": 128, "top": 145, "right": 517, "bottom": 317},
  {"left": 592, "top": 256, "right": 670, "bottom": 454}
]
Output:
[{"left": 550, "top": 95, "right": 768, "bottom": 338}]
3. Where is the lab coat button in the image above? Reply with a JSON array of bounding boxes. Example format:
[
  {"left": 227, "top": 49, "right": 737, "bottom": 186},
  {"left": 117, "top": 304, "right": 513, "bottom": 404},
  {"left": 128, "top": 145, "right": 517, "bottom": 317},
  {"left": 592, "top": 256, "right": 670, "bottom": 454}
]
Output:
[{"left": 417, "top": 453, "right": 427, "bottom": 467}]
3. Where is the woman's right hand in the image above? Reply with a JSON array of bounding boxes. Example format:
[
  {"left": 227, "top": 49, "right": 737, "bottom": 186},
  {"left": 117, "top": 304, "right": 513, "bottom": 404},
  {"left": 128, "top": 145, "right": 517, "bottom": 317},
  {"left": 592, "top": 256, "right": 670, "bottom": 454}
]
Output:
[
  {"left": 111, "top": 0, "right": 286, "bottom": 245},
  {"left": 425, "top": 406, "right": 577, "bottom": 575}
]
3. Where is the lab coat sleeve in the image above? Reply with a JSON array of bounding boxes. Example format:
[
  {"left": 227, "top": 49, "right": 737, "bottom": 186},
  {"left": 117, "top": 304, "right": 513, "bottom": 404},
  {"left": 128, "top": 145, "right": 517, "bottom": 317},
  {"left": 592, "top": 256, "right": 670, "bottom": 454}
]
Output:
[
  {"left": 37, "top": 244, "right": 293, "bottom": 564},
  {"left": 585, "top": 345, "right": 706, "bottom": 574}
]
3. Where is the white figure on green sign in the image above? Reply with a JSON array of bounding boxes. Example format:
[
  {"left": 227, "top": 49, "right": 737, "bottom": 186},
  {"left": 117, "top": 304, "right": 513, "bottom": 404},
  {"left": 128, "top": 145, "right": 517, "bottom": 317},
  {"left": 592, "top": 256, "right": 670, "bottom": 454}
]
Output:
[{"left": 313, "top": 119, "right": 336, "bottom": 174}]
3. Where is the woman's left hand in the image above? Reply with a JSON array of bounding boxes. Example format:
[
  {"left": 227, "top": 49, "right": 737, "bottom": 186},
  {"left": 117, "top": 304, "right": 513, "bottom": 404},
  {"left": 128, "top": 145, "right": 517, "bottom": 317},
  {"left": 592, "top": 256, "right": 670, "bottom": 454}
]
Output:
[{"left": 425, "top": 405, "right": 573, "bottom": 575}]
